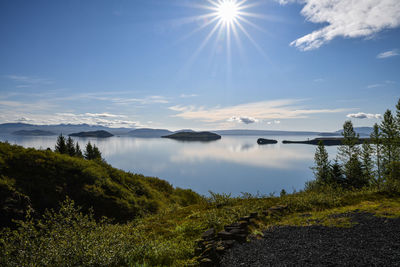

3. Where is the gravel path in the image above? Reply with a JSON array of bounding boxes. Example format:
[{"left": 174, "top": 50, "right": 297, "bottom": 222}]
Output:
[{"left": 221, "top": 212, "right": 400, "bottom": 266}]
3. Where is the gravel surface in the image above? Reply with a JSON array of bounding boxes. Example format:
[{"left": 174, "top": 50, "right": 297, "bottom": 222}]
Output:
[{"left": 221, "top": 212, "right": 400, "bottom": 266}]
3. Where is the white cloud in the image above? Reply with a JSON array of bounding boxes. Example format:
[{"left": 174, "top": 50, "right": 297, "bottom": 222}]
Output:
[
  {"left": 5, "top": 75, "right": 53, "bottom": 85},
  {"left": 228, "top": 116, "right": 259, "bottom": 124},
  {"left": 346, "top": 112, "right": 382, "bottom": 119},
  {"left": 84, "top": 113, "right": 127, "bottom": 118},
  {"left": 169, "top": 99, "right": 349, "bottom": 123},
  {"left": 180, "top": 94, "right": 199, "bottom": 98},
  {"left": 377, "top": 49, "right": 400, "bottom": 59},
  {"left": 277, "top": 0, "right": 400, "bottom": 51}
]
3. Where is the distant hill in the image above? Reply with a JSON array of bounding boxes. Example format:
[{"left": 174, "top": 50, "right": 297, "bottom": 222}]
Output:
[
  {"left": 162, "top": 131, "right": 221, "bottom": 141},
  {"left": 69, "top": 130, "right": 114, "bottom": 138},
  {"left": 215, "top": 130, "right": 320, "bottom": 136},
  {"left": 13, "top": 130, "right": 56, "bottom": 136},
  {"left": 127, "top": 128, "right": 173, "bottom": 138},
  {"left": 335, "top": 127, "right": 374, "bottom": 136},
  {"left": 0, "top": 123, "right": 132, "bottom": 135}
]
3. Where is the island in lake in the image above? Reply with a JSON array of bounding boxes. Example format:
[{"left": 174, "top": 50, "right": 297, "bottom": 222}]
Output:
[
  {"left": 257, "top": 138, "right": 278, "bottom": 145},
  {"left": 69, "top": 130, "right": 114, "bottom": 138},
  {"left": 283, "top": 137, "right": 370, "bottom": 146},
  {"left": 12, "top": 130, "right": 56, "bottom": 136},
  {"left": 162, "top": 131, "right": 221, "bottom": 141}
]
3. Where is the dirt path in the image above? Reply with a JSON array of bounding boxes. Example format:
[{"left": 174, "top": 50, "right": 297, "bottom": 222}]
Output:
[{"left": 221, "top": 212, "right": 400, "bottom": 266}]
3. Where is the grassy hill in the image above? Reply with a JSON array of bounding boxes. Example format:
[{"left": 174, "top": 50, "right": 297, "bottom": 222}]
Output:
[{"left": 0, "top": 142, "right": 201, "bottom": 226}]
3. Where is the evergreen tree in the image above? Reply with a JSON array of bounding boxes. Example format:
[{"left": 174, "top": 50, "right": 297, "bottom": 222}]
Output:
[
  {"left": 84, "top": 142, "right": 94, "bottom": 160},
  {"left": 338, "top": 120, "right": 360, "bottom": 164},
  {"left": 370, "top": 123, "right": 382, "bottom": 182},
  {"left": 330, "top": 159, "right": 345, "bottom": 186},
  {"left": 361, "top": 141, "right": 374, "bottom": 185},
  {"left": 344, "top": 155, "right": 366, "bottom": 188},
  {"left": 75, "top": 142, "right": 83, "bottom": 158},
  {"left": 312, "top": 141, "right": 331, "bottom": 184},
  {"left": 380, "top": 110, "right": 399, "bottom": 169},
  {"left": 92, "top": 145, "right": 102, "bottom": 161},
  {"left": 84, "top": 142, "right": 102, "bottom": 160},
  {"left": 66, "top": 137, "right": 76, "bottom": 156},
  {"left": 55, "top": 134, "right": 67, "bottom": 154}
]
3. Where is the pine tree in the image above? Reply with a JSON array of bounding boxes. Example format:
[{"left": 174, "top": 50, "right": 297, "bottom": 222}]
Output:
[
  {"left": 312, "top": 141, "right": 331, "bottom": 184},
  {"left": 361, "top": 141, "right": 374, "bottom": 185},
  {"left": 338, "top": 120, "right": 360, "bottom": 164},
  {"left": 84, "top": 142, "right": 93, "bottom": 160},
  {"left": 370, "top": 123, "right": 382, "bottom": 182},
  {"left": 66, "top": 137, "right": 76, "bottom": 156},
  {"left": 344, "top": 155, "right": 366, "bottom": 188},
  {"left": 330, "top": 159, "right": 345, "bottom": 186},
  {"left": 92, "top": 145, "right": 102, "bottom": 161},
  {"left": 380, "top": 110, "right": 398, "bottom": 169},
  {"left": 55, "top": 134, "right": 67, "bottom": 154},
  {"left": 75, "top": 142, "right": 83, "bottom": 158}
]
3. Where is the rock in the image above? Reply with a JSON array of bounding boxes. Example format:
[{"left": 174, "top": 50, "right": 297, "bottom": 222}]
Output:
[
  {"left": 229, "top": 228, "right": 248, "bottom": 235},
  {"left": 218, "top": 231, "right": 233, "bottom": 240},
  {"left": 202, "top": 228, "right": 215, "bottom": 240},
  {"left": 257, "top": 138, "right": 278, "bottom": 145},
  {"left": 239, "top": 216, "right": 251, "bottom": 222},
  {"left": 199, "top": 258, "right": 214, "bottom": 267},
  {"left": 223, "top": 240, "right": 236, "bottom": 248}
]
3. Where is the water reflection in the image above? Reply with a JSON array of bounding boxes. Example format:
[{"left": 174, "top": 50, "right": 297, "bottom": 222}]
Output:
[{"left": 0, "top": 135, "right": 338, "bottom": 196}]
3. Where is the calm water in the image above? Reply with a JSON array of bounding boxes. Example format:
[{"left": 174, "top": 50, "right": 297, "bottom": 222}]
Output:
[{"left": 0, "top": 135, "right": 338, "bottom": 196}]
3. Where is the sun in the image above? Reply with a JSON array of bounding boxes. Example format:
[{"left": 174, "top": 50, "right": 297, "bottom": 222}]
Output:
[{"left": 217, "top": 1, "right": 240, "bottom": 23}]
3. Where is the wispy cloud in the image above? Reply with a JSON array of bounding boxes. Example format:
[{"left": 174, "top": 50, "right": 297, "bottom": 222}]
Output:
[
  {"left": 347, "top": 112, "right": 382, "bottom": 119},
  {"left": 367, "top": 80, "right": 396, "bottom": 88},
  {"left": 277, "top": 0, "right": 400, "bottom": 51},
  {"left": 110, "top": 95, "right": 170, "bottom": 105},
  {"left": 169, "top": 99, "right": 349, "bottom": 123},
  {"left": 377, "top": 49, "right": 400, "bottom": 59},
  {"left": 180, "top": 94, "right": 199, "bottom": 98},
  {"left": 2, "top": 112, "right": 141, "bottom": 128},
  {"left": 5, "top": 75, "right": 53, "bottom": 86}
]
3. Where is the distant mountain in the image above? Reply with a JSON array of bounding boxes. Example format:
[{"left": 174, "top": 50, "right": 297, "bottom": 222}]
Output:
[
  {"left": 334, "top": 127, "right": 374, "bottom": 137},
  {"left": 162, "top": 131, "right": 221, "bottom": 141},
  {"left": 215, "top": 130, "right": 320, "bottom": 136},
  {"left": 69, "top": 130, "right": 114, "bottom": 138},
  {"left": 0, "top": 123, "right": 132, "bottom": 135},
  {"left": 127, "top": 128, "right": 173, "bottom": 138},
  {"left": 13, "top": 130, "right": 56, "bottom": 136}
]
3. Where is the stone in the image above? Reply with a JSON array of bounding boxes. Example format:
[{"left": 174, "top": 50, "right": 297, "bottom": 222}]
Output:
[
  {"left": 217, "top": 231, "right": 232, "bottom": 240},
  {"left": 229, "top": 228, "right": 248, "bottom": 235},
  {"left": 239, "top": 216, "right": 251, "bottom": 222},
  {"left": 223, "top": 239, "right": 236, "bottom": 248},
  {"left": 202, "top": 228, "right": 215, "bottom": 240}
]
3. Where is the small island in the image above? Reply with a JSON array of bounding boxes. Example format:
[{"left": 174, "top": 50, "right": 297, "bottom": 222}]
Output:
[
  {"left": 283, "top": 137, "right": 369, "bottom": 146},
  {"left": 162, "top": 131, "right": 221, "bottom": 141},
  {"left": 257, "top": 138, "right": 278, "bottom": 145},
  {"left": 13, "top": 130, "right": 56, "bottom": 136},
  {"left": 69, "top": 130, "right": 114, "bottom": 138}
]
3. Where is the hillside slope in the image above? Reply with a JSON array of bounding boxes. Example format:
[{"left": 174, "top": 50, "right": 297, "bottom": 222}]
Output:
[{"left": 0, "top": 142, "right": 200, "bottom": 226}]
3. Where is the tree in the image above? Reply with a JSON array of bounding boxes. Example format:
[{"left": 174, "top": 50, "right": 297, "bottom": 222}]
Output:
[
  {"left": 344, "top": 155, "right": 366, "bottom": 188},
  {"left": 55, "top": 134, "right": 67, "bottom": 154},
  {"left": 84, "top": 142, "right": 93, "bottom": 160},
  {"left": 312, "top": 141, "right": 331, "bottom": 184},
  {"left": 75, "top": 142, "right": 83, "bottom": 158},
  {"left": 92, "top": 145, "right": 102, "bottom": 161},
  {"left": 338, "top": 120, "right": 360, "bottom": 164},
  {"left": 66, "top": 137, "right": 76, "bottom": 156},
  {"left": 370, "top": 123, "right": 382, "bottom": 182},
  {"left": 380, "top": 110, "right": 399, "bottom": 169},
  {"left": 84, "top": 142, "right": 102, "bottom": 161},
  {"left": 361, "top": 141, "right": 374, "bottom": 185},
  {"left": 330, "top": 159, "right": 345, "bottom": 186}
]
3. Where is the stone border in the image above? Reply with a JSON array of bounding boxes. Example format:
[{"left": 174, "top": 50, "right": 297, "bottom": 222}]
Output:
[{"left": 196, "top": 205, "right": 288, "bottom": 266}]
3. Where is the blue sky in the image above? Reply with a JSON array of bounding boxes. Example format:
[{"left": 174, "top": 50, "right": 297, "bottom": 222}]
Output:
[{"left": 0, "top": 0, "right": 399, "bottom": 131}]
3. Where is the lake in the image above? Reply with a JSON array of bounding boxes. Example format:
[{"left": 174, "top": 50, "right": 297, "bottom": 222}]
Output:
[{"left": 0, "top": 135, "right": 339, "bottom": 196}]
